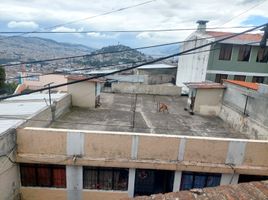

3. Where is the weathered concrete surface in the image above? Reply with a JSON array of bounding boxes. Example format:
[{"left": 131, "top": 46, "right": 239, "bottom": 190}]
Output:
[
  {"left": 0, "top": 131, "right": 20, "bottom": 200},
  {"left": 220, "top": 82, "right": 268, "bottom": 139},
  {"left": 51, "top": 93, "right": 247, "bottom": 139},
  {"left": 112, "top": 83, "right": 181, "bottom": 96}
]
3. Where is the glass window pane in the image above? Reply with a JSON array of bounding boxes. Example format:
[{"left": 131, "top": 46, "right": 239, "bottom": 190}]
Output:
[
  {"left": 238, "top": 45, "right": 251, "bottom": 61},
  {"left": 99, "top": 169, "right": 113, "bottom": 190},
  {"left": 206, "top": 175, "right": 221, "bottom": 187},
  {"left": 20, "top": 165, "right": 36, "bottom": 186},
  {"left": 180, "top": 174, "right": 193, "bottom": 190},
  {"left": 37, "top": 166, "right": 51, "bottom": 187},
  {"left": 52, "top": 167, "right": 66, "bottom": 188},
  {"left": 83, "top": 168, "right": 98, "bottom": 189},
  {"left": 193, "top": 175, "right": 206, "bottom": 188},
  {"left": 113, "top": 169, "right": 128, "bottom": 191}
]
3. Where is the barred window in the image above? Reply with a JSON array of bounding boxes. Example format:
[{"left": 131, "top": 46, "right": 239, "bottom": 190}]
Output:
[
  {"left": 83, "top": 167, "right": 128, "bottom": 191},
  {"left": 238, "top": 45, "right": 251, "bottom": 61},
  {"left": 256, "top": 47, "right": 268, "bottom": 63},
  {"left": 20, "top": 164, "right": 66, "bottom": 188},
  {"left": 219, "top": 44, "right": 232, "bottom": 60}
]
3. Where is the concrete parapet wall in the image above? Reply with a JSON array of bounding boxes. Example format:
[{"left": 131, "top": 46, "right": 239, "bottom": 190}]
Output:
[
  {"left": 220, "top": 82, "right": 268, "bottom": 139},
  {"left": 111, "top": 83, "right": 181, "bottom": 96},
  {"left": 16, "top": 127, "right": 268, "bottom": 176},
  {"left": 22, "top": 94, "right": 71, "bottom": 128}
]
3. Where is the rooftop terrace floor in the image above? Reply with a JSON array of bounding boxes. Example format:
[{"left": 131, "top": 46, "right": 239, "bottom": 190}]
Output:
[{"left": 51, "top": 93, "right": 248, "bottom": 139}]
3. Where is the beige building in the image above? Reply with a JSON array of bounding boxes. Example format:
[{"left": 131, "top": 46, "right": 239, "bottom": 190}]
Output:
[
  {"left": 67, "top": 76, "right": 102, "bottom": 108},
  {"left": 184, "top": 82, "right": 225, "bottom": 115},
  {"left": 21, "top": 72, "right": 68, "bottom": 92},
  {"left": 1, "top": 82, "right": 268, "bottom": 200}
]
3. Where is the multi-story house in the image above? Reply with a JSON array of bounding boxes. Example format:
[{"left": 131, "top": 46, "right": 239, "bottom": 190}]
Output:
[{"left": 176, "top": 20, "right": 268, "bottom": 92}]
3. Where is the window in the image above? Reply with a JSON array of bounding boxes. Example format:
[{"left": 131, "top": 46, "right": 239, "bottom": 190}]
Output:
[
  {"left": 20, "top": 164, "right": 66, "bottom": 188},
  {"left": 238, "top": 45, "right": 251, "bottom": 61},
  {"left": 180, "top": 172, "right": 221, "bottom": 191},
  {"left": 83, "top": 167, "right": 128, "bottom": 191},
  {"left": 256, "top": 47, "right": 268, "bottom": 63},
  {"left": 252, "top": 76, "right": 264, "bottom": 83},
  {"left": 234, "top": 75, "right": 246, "bottom": 81},
  {"left": 215, "top": 74, "right": 228, "bottom": 83},
  {"left": 238, "top": 174, "right": 268, "bottom": 183},
  {"left": 219, "top": 44, "right": 233, "bottom": 60}
]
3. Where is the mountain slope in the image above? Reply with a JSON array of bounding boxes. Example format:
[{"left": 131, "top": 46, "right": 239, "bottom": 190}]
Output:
[
  {"left": 81, "top": 45, "right": 152, "bottom": 67},
  {"left": 0, "top": 36, "right": 94, "bottom": 64}
]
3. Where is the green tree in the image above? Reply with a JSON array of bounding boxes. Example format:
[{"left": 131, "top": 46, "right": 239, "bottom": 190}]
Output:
[{"left": 0, "top": 66, "right": 6, "bottom": 89}]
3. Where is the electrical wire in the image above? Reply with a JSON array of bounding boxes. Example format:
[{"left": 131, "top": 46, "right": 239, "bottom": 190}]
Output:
[
  {"left": 1, "top": 34, "right": 234, "bottom": 68},
  {"left": 0, "top": 22, "right": 266, "bottom": 101},
  {"left": 4, "top": 47, "right": 221, "bottom": 81},
  {"left": 221, "top": 0, "right": 268, "bottom": 25},
  {"left": 0, "top": 0, "right": 157, "bottom": 40},
  {"left": 0, "top": 25, "right": 257, "bottom": 34}
]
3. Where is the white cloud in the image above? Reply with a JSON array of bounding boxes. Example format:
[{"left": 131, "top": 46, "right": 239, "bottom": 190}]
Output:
[
  {"left": 87, "top": 32, "right": 118, "bottom": 39},
  {"left": 7, "top": 20, "right": 39, "bottom": 29},
  {"left": 1, "top": 0, "right": 268, "bottom": 45},
  {"left": 52, "top": 26, "right": 76, "bottom": 32}
]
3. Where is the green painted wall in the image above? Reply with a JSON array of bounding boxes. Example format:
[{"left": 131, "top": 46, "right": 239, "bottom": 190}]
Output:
[{"left": 207, "top": 43, "right": 268, "bottom": 73}]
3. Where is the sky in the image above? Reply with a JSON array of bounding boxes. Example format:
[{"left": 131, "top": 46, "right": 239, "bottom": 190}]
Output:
[{"left": 0, "top": 0, "right": 268, "bottom": 52}]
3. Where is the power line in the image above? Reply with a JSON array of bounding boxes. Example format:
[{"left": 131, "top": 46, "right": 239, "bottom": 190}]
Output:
[
  {"left": 0, "top": 25, "right": 257, "bottom": 34},
  {"left": 0, "top": 22, "right": 266, "bottom": 101},
  {"left": 0, "top": 0, "right": 156, "bottom": 40},
  {"left": 4, "top": 47, "right": 221, "bottom": 81},
  {"left": 1, "top": 34, "right": 233, "bottom": 68},
  {"left": 221, "top": 0, "right": 268, "bottom": 25}
]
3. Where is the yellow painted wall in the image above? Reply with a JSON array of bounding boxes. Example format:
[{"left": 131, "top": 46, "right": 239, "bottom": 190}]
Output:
[
  {"left": 17, "top": 128, "right": 67, "bottom": 155},
  {"left": 20, "top": 187, "right": 67, "bottom": 200},
  {"left": 138, "top": 136, "right": 180, "bottom": 160},
  {"left": 184, "top": 139, "right": 228, "bottom": 163},
  {"left": 83, "top": 190, "right": 128, "bottom": 200},
  {"left": 84, "top": 134, "right": 132, "bottom": 159}
]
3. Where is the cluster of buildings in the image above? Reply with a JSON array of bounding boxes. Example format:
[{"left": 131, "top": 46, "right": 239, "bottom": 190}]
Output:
[{"left": 0, "top": 21, "right": 268, "bottom": 200}]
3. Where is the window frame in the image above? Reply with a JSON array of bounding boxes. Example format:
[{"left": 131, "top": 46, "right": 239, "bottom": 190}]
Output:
[
  {"left": 83, "top": 167, "right": 129, "bottom": 191},
  {"left": 218, "top": 44, "right": 233, "bottom": 61},
  {"left": 20, "top": 164, "right": 66, "bottom": 188},
  {"left": 215, "top": 74, "right": 228, "bottom": 83},
  {"left": 256, "top": 47, "right": 268, "bottom": 63},
  {"left": 180, "top": 171, "right": 221, "bottom": 191},
  {"left": 237, "top": 45, "right": 252, "bottom": 62}
]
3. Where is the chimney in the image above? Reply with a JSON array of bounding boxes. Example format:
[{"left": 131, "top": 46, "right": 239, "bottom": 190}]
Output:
[{"left": 196, "top": 20, "right": 209, "bottom": 33}]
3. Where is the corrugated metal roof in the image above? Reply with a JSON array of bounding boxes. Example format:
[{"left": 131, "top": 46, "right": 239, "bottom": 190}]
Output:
[
  {"left": 127, "top": 181, "right": 268, "bottom": 200},
  {"left": 137, "top": 64, "right": 177, "bottom": 69},
  {"left": 0, "top": 93, "right": 67, "bottom": 136}
]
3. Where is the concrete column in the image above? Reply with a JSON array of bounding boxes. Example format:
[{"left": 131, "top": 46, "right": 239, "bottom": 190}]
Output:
[
  {"left": 67, "top": 166, "right": 83, "bottom": 200},
  {"left": 221, "top": 140, "right": 246, "bottom": 186},
  {"left": 128, "top": 135, "right": 139, "bottom": 197},
  {"left": 66, "top": 132, "right": 84, "bottom": 200},
  {"left": 220, "top": 173, "right": 239, "bottom": 185},
  {"left": 173, "top": 171, "right": 182, "bottom": 192},
  {"left": 128, "top": 169, "right": 136, "bottom": 197},
  {"left": 227, "top": 75, "right": 234, "bottom": 80}
]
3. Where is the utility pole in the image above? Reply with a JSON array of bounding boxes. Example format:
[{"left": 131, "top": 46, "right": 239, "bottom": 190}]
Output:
[{"left": 260, "top": 24, "right": 268, "bottom": 48}]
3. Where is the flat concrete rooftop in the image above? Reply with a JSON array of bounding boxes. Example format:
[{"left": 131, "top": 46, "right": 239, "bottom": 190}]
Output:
[{"left": 51, "top": 93, "right": 248, "bottom": 139}]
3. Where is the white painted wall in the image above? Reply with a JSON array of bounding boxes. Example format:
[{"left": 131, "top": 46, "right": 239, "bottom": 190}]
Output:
[{"left": 176, "top": 32, "right": 214, "bottom": 93}]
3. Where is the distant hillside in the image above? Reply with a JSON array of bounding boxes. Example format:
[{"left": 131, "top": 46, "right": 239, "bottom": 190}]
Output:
[
  {"left": 0, "top": 36, "right": 94, "bottom": 64},
  {"left": 81, "top": 45, "right": 152, "bottom": 67}
]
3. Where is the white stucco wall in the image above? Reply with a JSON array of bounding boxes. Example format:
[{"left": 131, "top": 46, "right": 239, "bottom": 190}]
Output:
[
  {"left": 176, "top": 32, "right": 214, "bottom": 93},
  {"left": 67, "top": 81, "right": 96, "bottom": 108}
]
